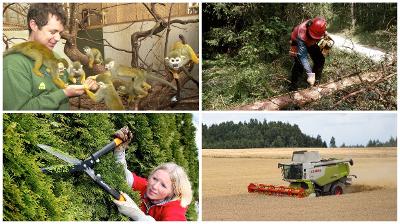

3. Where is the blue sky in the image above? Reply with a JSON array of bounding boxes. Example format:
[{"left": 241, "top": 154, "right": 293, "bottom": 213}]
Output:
[{"left": 202, "top": 112, "right": 397, "bottom": 146}]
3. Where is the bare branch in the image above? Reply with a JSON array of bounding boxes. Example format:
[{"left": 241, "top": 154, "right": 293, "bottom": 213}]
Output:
[
  {"left": 3, "top": 3, "right": 16, "bottom": 15},
  {"left": 164, "top": 3, "right": 174, "bottom": 58}
]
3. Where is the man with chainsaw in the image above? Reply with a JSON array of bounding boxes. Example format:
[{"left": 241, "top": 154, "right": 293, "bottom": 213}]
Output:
[
  {"left": 112, "top": 127, "right": 193, "bottom": 221},
  {"left": 289, "top": 16, "right": 332, "bottom": 91}
]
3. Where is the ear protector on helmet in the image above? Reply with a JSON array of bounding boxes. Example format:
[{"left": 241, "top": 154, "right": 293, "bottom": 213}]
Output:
[
  {"left": 306, "top": 20, "right": 313, "bottom": 27},
  {"left": 307, "top": 17, "right": 326, "bottom": 39}
]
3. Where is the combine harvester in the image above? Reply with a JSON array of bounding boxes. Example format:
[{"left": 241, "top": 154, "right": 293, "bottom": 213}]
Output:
[{"left": 248, "top": 150, "right": 357, "bottom": 198}]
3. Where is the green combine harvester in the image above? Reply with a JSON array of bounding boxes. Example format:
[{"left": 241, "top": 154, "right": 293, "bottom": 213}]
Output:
[{"left": 248, "top": 150, "right": 357, "bottom": 197}]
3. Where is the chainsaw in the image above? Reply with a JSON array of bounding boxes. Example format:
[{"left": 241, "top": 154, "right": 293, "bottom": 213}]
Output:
[
  {"left": 38, "top": 137, "right": 126, "bottom": 201},
  {"left": 318, "top": 35, "right": 335, "bottom": 56}
]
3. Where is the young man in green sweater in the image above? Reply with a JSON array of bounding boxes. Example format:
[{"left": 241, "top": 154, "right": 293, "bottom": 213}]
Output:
[{"left": 3, "top": 3, "right": 97, "bottom": 110}]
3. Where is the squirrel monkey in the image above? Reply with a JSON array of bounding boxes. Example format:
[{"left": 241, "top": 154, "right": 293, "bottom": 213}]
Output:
[
  {"left": 86, "top": 71, "right": 125, "bottom": 110},
  {"left": 4, "top": 41, "right": 69, "bottom": 89},
  {"left": 83, "top": 46, "right": 103, "bottom": 68},
  {"left": 164, "top": 38, "right": 199, "bottom": 100},
  {"left": 104, "top": 59, "right": 177, "bottom": 102},
  {"left": 68, "top": 60, "right": 98, "bottom": 100},
  {"left": 165, "top": 41, "right": 199, "bottom": 77},
  {"left": 69, "top": 61, "right": 86, "bottom": 84},
  {"left": 165, "top": 39, "right": 199, "bottom": 91}
]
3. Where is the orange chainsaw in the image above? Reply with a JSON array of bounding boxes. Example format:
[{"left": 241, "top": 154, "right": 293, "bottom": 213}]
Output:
[{"left": 318, "top": 35, "right": 335, "bottom": 56}]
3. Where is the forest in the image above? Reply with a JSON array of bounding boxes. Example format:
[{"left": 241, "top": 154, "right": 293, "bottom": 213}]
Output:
[
  {"left": 202, "top": 119, "right": 396, "bottom": 149},
  {"left": 3, "top": 113, "right": 198, "bottom": 220},
  {"left": 202, "top": 3, "right": 397, "bottom": 110}
]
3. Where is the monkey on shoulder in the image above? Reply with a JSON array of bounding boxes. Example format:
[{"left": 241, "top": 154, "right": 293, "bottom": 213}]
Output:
[
  {"left": 85, "top": 70, "right": 125, "bottom": 110},
  {"left": 69, "top": 61, "right": 86, "bottom": 84},
  {"left": 4, "top": 41, "right": 69, "bottom": 89}
]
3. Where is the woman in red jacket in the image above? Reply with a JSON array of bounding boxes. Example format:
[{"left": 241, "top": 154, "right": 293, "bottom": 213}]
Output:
[{"left": 112, "top": 128, "right": 192, "bottom": 221}]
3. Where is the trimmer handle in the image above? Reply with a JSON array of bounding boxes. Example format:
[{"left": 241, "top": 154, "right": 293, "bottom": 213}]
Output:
[
  {"left": 88, "top": 138, "right": 123, "bottom": 162},
  {"left": 95, "top": 176, "right": 126, "bottom": 201},
  {"left": 109, "top": 188, "right": 126, "bottom": 202}
]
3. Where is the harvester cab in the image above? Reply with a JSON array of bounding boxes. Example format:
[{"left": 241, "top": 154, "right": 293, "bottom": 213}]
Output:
[{"left": 248, "top": 150, "right": 356, "bottom": 198}]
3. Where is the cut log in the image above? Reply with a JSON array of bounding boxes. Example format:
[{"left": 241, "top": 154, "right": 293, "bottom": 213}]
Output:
[{"left": 235, "top": 71, "right": 392, "bottom": 110}]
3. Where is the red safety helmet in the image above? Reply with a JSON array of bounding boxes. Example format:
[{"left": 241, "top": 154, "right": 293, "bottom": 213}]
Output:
[{"left": 308, "top": 17, "right": 326, "bottom": 39}]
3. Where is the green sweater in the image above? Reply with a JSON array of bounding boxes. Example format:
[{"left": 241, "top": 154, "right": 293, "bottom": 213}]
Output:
[{"left": 3, "top": 53, "right": 70, "bottom": 110}]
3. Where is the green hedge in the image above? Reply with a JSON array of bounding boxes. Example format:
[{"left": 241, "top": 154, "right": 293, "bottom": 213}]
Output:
[{"left": 3, "top": 113, "right": 198, "bottom": 221}]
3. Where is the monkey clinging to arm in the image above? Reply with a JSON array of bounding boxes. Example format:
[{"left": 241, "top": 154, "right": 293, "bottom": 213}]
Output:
[
  {"left": 69, "top": 61, "right": 86, "bottom": 84},
  {"left": 4, "top": 41, "right": 69, "bottom": 89},
  {"left": 106, "top": 58, "right": 177, "bottom": 93},
  {"left": 83, "top": 46, "right": 103, "bottom": 68},
  {"left": 85, "top": 71, "right": 125, "bottom": 110}
]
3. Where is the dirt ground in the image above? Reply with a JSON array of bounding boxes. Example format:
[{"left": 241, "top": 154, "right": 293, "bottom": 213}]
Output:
[
  {"left": 202, "top": 148, "right": 397, "bottom": 221},
  {"left": 69, "top": 84, "right": 198, "bottom": 111}
]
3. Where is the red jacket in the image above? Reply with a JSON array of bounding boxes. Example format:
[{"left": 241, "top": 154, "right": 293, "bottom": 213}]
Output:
[
  {"left": 132, "top": 173, "right": 187, "bottom": 221},
  {"left": 291, "top": 19, "right": 320, "bottom": 47}
]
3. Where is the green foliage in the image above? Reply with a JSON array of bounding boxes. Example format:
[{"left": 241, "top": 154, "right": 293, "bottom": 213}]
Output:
[
  {"left": 202, "top": 119, "right": 327, "bottom": 149},
  {"left": 330, "top": 3, "right": 396, "bottom": 32},
  {"left": 302, "top": 48, "right": 396, "bottom": 110},
  {"left": 3, "top": 114, "right": 199, "bottom": 221},
  {"left": 353, "top": 26, "right": 397, "bottom": 52},
  {"left": 203, "top": 58, "right": 290, "bottom": 110}
]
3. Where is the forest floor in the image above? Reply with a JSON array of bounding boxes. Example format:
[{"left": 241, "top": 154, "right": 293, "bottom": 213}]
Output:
[
  {"left": 202, "top": 148, "right": 396, "bottom": 221},
  {"left": 330, "top": 33, "right": 393, "bottom": 62}
]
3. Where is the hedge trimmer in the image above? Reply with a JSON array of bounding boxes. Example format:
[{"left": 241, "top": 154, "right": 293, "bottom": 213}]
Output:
[{"left": 38, "top": 137, "right": 126, "bottom": 201}]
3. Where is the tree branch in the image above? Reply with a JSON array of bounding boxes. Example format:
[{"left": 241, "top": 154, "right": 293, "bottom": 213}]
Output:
[{"left": 236, "top": 72, "right": 395, "bottom": 110}]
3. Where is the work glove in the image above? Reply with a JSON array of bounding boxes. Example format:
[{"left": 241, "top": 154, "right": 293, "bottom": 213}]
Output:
[
  {"left": 114, "top": 126, "right": 133, "bottom": 143},
  {"left": 114, "top": 126, "right": 133, "bottom": 152},
  {"left": 113, "top": 126, "right": 131, "bottom": 163},
  {"left": 113, "top": 192, "right": 155, "bottom": 221},
  {"left": 306, "top": 73, "right": 316, "bottom": 86}
]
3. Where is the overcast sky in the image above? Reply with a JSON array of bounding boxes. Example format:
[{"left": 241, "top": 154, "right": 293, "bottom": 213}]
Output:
[
  {"left": 192, "top": 113, "right": 200, "bottom": 149},
  {"left": 202, "top": 112, "right": 397, "bottom": 146}
]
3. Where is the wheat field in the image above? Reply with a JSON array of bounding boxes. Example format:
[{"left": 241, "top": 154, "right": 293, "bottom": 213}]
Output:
[{"left": 202, "top": 148, "right": 396, "bottom": 221}]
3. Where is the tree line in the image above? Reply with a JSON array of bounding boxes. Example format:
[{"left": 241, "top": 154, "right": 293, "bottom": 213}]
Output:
[
  {"left": 3, "top": 113, "right": 198, "bottom": 221},
  {"left": 202, "top": 119, "right": 396, "bottom": 149},
  {"left": 203, "top": 119, "right": 327, "bottom": 149}
]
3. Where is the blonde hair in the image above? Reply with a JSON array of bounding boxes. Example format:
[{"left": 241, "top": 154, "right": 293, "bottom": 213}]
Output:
[{"left": 149, "top": 162, "right": 193, "bottom": 207}]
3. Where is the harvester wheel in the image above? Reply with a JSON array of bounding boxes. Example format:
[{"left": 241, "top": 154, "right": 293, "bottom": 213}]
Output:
[{"left": 330, "top": 182, "right": 345, "bottom": 195}]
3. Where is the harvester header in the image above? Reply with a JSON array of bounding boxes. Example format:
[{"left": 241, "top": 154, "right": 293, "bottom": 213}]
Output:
[{"left": 248, "top": 150, "right": 356, "bottom": 198}]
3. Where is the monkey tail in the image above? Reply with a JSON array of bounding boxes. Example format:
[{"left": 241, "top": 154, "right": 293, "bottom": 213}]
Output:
[
  {"left": 147, "top": 74, "right": 177, "bottom": 91},
  {"left": 185, "top": 44, "right": 199, "bottom": 64},
  {"left": 3, "top": 47, "right": 17, "bottom": 57}
]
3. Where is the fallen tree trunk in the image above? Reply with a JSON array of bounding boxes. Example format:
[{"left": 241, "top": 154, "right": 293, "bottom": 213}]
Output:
[{"left": 236, "top": 71, "right": 394, "bottom": 110}]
